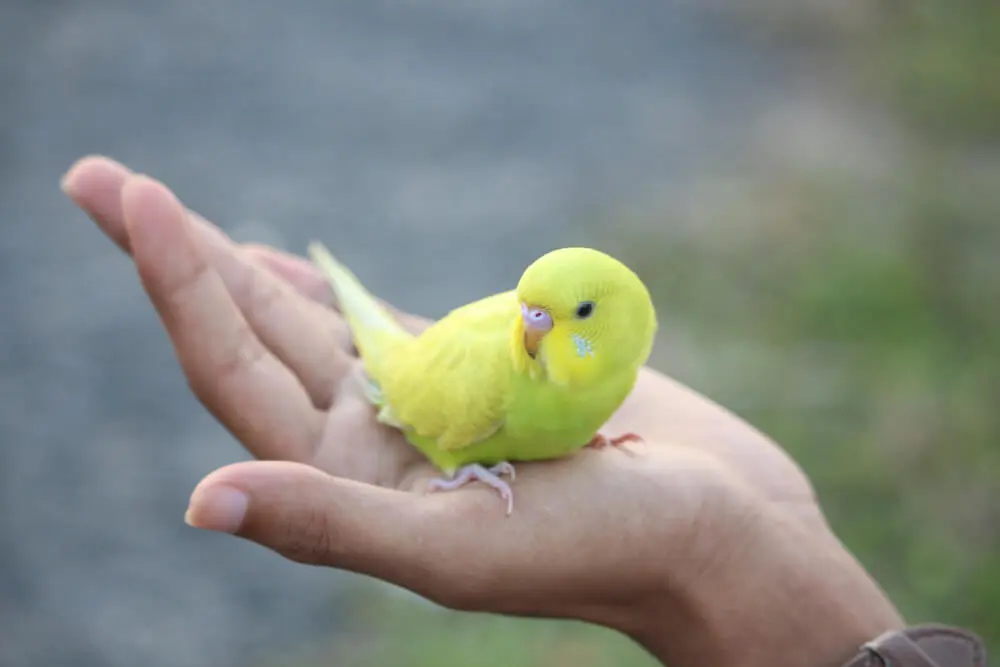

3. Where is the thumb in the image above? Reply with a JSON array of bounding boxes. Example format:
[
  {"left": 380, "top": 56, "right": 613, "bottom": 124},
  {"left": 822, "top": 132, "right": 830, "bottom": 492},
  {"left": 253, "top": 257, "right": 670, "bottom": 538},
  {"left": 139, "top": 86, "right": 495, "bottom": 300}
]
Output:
[{"left": 184, "top": 460, "right": 457, "bottom": 594}]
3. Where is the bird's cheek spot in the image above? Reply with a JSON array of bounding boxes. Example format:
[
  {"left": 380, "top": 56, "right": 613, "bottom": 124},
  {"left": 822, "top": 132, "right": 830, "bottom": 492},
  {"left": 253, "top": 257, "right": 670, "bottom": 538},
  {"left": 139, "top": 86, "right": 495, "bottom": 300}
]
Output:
[{"left": 572, "top": 334, "right": 595, "bottom": 359}]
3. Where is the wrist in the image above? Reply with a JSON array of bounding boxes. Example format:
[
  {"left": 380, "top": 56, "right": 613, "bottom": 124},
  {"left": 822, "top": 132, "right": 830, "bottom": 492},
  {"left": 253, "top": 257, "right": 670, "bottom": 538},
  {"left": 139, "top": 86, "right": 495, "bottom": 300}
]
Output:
[{"left": 627, "top": 499, "right": 904, "bottom": 667}]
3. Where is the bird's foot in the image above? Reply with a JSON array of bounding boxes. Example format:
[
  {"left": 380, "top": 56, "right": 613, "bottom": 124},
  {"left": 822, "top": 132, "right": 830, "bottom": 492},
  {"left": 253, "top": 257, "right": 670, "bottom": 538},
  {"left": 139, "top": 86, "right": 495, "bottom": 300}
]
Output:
[
  {"left": 586, "top": 432, "right": 643, "bottom": 450},
  {"left": 486, "top": 461, "right": 516, "bottom": 481},
  {"left": 427, "top": 462, "right": 516, "bottom": 516}
]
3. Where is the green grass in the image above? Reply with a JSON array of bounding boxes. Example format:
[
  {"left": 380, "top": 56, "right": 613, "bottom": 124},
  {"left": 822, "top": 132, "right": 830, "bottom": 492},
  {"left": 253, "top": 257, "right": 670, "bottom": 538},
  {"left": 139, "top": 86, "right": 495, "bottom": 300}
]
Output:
[{"left": 262, "top": 582, "right": 657, "bottom": 667}]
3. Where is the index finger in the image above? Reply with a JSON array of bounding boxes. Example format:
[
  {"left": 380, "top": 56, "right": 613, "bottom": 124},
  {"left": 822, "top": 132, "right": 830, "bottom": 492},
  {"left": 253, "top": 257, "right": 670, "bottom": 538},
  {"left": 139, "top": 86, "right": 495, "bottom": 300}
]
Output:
[{"left": 121, "top": 175, "right": 326, "bottom": 462}]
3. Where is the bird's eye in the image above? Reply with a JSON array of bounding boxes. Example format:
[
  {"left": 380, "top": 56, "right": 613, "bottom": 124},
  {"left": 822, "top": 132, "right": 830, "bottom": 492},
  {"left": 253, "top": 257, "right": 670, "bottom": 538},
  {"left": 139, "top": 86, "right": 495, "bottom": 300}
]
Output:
[{"left": 575, "top": 301, "right": 595, "bottom": 319}]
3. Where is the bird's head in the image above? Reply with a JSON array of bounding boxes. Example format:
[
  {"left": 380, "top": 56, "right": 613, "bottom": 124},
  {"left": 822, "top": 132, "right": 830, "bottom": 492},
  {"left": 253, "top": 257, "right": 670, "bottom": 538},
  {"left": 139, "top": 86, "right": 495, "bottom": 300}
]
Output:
[{"left": 511, "top": 247, "right": 657, "bottom": 386}]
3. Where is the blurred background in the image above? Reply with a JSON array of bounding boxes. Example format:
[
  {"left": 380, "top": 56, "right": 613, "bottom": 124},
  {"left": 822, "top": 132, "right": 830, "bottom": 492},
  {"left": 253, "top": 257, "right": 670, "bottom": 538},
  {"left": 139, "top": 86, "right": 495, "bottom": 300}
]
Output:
[{"left": 1, "top": 0, "right": 997, "bottom": 665}]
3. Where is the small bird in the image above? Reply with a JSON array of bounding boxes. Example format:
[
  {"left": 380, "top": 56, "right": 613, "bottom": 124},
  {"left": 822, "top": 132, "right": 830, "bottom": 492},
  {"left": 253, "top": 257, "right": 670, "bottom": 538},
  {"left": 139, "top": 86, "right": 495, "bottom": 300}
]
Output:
[{"left": 308, "top": 243, "right": 658, "bottom": 515}]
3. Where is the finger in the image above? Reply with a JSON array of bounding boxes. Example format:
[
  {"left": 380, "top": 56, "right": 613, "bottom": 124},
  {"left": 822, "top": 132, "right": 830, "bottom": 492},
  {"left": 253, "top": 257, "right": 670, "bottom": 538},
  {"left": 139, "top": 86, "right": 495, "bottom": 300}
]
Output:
[
  {"left": 210, "top": 247, "right": 354, "bottom": 409},
  {"left": 62, "top": 155, "right": 353, "bottom": 409},
  {"left": 61, "top": 156, "right": 236, "bottom": 259},
  {"left": 61, "top": 155, "right": 134, "bottom": 252},
  {"left": 183, "top": 455, "right": 708, "bottom": 617},
  {"left": 184, "top": 461, "right": 478, "bottom": 605},
  {"left": 121, "top": 175, "right": 325, "bottom": 461},
  {"left": 244, "top": 244, "right": 432, "bottom": 336},
  {"left": 62, "top": 156, "right": 427, "bottom": 338},
  {"left": 242, "top": 243, "right": 336, "bottom": 305}
]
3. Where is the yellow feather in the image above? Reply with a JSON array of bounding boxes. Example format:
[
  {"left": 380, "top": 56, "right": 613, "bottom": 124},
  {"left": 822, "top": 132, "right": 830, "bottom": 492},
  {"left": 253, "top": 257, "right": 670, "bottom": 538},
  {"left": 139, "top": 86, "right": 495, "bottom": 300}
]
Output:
[{"left": 307, "top": 243, "right": 657, "bottom": 478}]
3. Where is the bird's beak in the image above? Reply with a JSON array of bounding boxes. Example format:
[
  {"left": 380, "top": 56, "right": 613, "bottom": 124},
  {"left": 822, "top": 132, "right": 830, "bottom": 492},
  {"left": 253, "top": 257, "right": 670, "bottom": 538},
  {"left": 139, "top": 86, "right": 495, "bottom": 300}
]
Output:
[{"left": 521, "top": 303, "right": 553, "bottom": 358}]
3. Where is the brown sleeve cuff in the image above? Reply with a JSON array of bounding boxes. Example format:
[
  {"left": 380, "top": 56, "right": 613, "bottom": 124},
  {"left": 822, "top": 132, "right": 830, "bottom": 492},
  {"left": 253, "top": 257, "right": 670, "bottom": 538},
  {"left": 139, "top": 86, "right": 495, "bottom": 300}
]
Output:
[{"left": 840, "top": 624, "right": 987, "bottom": 667}]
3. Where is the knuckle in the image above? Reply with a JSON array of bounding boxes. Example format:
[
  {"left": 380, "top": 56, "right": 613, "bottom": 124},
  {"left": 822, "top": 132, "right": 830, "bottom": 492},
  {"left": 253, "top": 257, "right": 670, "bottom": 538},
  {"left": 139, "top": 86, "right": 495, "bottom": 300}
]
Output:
[
  {"left": 212, "top": 323, "right": 267, "bottom": 383},
  {"left": 162, "top": 260, "right": 212, "bottom": 315},
  {"left": 247, "top": 265, "right": 287, "bottom": 322}
]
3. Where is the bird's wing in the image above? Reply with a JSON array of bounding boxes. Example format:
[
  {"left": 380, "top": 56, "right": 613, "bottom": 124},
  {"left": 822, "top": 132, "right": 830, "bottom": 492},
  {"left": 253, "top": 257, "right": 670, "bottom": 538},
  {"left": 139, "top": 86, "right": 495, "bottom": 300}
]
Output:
[{"left": 378, "top": 290, "right": 517, "bottom": 451}]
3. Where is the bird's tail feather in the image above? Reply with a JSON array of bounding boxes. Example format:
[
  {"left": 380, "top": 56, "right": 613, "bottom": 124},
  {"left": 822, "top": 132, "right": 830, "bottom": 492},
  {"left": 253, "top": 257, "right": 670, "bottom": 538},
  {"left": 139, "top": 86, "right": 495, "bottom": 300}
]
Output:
[{"left": 307, "top": 242, "right": 412, "bottom": 368}]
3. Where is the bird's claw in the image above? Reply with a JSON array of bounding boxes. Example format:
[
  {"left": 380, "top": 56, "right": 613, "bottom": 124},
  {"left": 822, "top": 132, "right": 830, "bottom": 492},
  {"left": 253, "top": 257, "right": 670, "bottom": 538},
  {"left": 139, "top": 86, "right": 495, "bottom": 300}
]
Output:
[
  {"left": 488, "top": 461, "right": 516, "bottom": 481},
  {"left": 427, "top": 462, "right": 516, "bottom": 516},
  {"left": 586, "top": 432, "right": 643, "bottom": 451}
]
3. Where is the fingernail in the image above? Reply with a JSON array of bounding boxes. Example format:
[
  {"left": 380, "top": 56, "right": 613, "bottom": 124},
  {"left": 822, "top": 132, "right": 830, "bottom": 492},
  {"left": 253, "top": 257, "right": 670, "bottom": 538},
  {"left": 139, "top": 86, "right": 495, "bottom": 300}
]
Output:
[{"left": 185, "top": 485, "right": 248, "bottom": 534}]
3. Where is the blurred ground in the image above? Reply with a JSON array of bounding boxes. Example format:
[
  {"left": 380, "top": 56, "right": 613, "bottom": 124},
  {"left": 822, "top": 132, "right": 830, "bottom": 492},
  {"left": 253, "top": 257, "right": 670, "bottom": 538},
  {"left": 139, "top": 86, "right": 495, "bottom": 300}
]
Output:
[{"left": 1, "top": 1, "right": 997, "bottom": 666}]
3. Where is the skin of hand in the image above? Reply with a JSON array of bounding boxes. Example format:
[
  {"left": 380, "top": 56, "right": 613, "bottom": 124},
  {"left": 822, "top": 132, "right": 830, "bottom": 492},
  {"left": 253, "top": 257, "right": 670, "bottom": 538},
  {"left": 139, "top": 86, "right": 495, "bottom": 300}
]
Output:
[{"left": 61, "top": 155, "right": 905, "bottom": 667}]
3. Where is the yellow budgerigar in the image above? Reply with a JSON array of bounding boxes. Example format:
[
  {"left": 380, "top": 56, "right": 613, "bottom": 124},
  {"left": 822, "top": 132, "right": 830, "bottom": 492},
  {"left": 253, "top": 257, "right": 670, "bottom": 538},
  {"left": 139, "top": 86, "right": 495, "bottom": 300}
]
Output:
[{"left": 307, "top": 243, "right": 658, "bottom": 515}]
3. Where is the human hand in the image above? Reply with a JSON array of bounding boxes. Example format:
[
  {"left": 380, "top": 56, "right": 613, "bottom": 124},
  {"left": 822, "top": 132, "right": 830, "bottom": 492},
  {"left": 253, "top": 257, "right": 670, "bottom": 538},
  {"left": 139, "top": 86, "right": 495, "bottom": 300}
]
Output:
[{"left": 62, "top": 155, "right": 904, "bottom": 667}]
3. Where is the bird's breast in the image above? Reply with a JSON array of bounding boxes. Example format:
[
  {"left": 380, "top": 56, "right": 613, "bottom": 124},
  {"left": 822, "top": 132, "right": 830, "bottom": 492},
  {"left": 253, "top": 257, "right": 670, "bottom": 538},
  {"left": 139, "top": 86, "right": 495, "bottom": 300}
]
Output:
[{"left": 506, "top": 367, "right": 636, "bottom": 444}]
